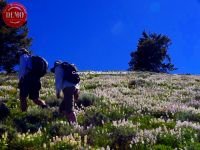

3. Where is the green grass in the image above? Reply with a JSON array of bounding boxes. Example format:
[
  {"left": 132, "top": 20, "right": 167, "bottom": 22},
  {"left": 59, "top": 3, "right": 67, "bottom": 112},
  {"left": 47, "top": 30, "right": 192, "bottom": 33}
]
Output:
[{"left": 1, "top": 72, "right": 200, "bottom": 149}]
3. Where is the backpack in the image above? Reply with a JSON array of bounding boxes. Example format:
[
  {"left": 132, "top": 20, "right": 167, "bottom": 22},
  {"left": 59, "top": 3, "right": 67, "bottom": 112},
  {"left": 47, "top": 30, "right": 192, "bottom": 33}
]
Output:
[
  {"left": 61, "top": 62, "right": 80, "bottom": 84},
  {"left": 31, "top": 56, "right": 48, "bottom": 78}
]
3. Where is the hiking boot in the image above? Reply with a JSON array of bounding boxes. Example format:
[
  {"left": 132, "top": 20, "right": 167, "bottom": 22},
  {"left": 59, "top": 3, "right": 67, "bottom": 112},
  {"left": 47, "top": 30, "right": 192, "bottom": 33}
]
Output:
[{"left": 41, "top": 104, "right": 48, "bottom": 109}]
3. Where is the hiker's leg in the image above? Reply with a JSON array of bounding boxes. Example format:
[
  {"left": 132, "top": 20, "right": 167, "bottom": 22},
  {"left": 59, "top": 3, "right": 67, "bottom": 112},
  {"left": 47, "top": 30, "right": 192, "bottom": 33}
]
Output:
[
  {"left": 30, "top": 77, "right": 47, "bottom": 108},
  {"left": 30, "top": 90, "right": 46, "bottom": 107},
  {"left": 20, "top": 97, "right": 28, "bottom": 112},
  {"left": 30, "top": 90, "right": 47, "bottom": 108},
  {"left": 62, "top": 87, "right": 77, "bottom": 123},
  {"left": 59, "top": 99, "right": 65, "bottom": 114},
  {"left": 66, "top": 111, "right": 77, "bottom": 123},
  {"left": 74, "top": 89, "right": 79, "bottom": 102},
  {"left": 19, "top": 78, "right": 29, "bottom": 112},
  {"left": 32, "top": 98, "right": 47, "bottom": 107},
  {"left": 59, "top": 105, "right": 76, "bottom": 123}
]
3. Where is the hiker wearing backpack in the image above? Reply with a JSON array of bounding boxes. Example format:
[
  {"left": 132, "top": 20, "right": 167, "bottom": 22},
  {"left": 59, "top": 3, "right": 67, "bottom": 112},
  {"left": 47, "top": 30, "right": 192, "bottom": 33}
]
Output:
[
  {"left": 51, "top": 60, "right": 80, "bottom": 124},
  {"left": 17, "top": 48, "right": 48, "bottom": 112}
]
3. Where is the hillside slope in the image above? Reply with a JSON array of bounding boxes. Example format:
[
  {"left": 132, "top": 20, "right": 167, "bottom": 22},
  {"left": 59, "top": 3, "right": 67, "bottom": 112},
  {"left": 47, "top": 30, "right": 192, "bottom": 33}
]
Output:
[{"left": 1, "top": 72, "right": 200, "bottom": 149}]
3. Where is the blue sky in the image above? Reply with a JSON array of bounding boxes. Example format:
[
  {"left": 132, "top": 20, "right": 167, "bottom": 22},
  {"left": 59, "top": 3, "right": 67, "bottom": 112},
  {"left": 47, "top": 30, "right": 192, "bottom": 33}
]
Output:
[{"left": 8, "top": 0, "right": 200, "bottom": 73}]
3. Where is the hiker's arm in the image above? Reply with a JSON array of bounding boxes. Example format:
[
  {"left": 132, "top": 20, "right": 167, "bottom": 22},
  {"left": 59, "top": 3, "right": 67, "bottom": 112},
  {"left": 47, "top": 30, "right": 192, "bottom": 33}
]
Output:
[
  {"left": 74, "top": 89, "right": 79, "bottom": 101},
  {"left": 56, "top": 92, "right": 61, "bottom": 99},
  {"left": 55, "top": 79, "right": 62, "bottom": 99},
  {"left": 19, "top": 54, "right": 30, "bottom": 80},
  {"left": 19, "top": 55, "right": 26, "bottom": 80},
  {"left": 55, "top": 66, "right": 63, "bottom": 98}
]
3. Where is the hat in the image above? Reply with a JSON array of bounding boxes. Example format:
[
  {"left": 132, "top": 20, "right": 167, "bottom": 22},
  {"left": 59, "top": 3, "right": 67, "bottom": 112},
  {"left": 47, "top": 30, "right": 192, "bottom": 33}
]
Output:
[
  {"left": 50, "top": 60, "right": 62, "bottom": 73},
  {"left": 17, "top": 48, "right": 30, "bottom": 55}
]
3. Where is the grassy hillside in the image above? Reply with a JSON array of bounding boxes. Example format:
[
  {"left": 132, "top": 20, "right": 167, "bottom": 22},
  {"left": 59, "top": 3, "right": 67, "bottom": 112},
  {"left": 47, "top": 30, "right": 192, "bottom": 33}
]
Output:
[{"left": 1, "top": 72, "right": 200, "bottom": 149}]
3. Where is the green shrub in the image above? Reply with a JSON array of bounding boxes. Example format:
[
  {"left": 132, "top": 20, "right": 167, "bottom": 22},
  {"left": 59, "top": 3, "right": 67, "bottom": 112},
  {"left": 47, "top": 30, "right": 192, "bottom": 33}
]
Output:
[
  {"left": 131, "top": 115, "right": 176, "bottom": 130},
  {"left": 0, "top": 103, "right": 10, "bottom": 121},
  {"left": 128, "top": 79, "right": 152, "bottom": 88},
  {"left": 76, "top": 93, "right": 99, "bottom": 108},
  {"left": 13, "top": 116, "right": 41, "bottom": 133},
  {"left": 88, "top": 126, "right": 112, "bottom": 147},
  {"left": 181, "top": 128, "right": 198, "bottom": 144},
  {"left": 175, "top": 112, "right": 200, "bottom": 122},
  {"left": 110, "top": 126, "right": 136, "bottom": 149},
  {"left": 106, "top": 108, "right": 125, "bottom": 121},
  {"left": 47, "top": 121, "right": 72, "bottom": 137},
  {"left": 0, "top": 124, "right": 16, "bottom": 142},
  {"left": 13, "top": 108, "right": 53, "bottom": 133},
  {"left": 84, "top": 111, "right": 109, "bottom": 126},
  {"left": 6, "top": 98, "right": 20, "bottom": 109},
  {"left": 157, "top": 133, "right": 179, "bottom": 148},
  {"left": 86, "top": 74, "right": 100, "bottom": 80},
  {"left": 0, "top": 132, "right": 8, "bottom": 150},
  {"left": 45, "top": 96, "right": 60, "bottom": 107},
  {"left": 49, "top": 142, "right": 76, "bottom": 150},
  {"left": 187, "top": 143, "right": 200, "bottom": 150},
  {"left": 153, "top": 144, "right": 173, "bottom": 150},
  {"left": 83, "top": 83, "right": 100, "bottom": 90},
  {"left": 9, "top": 130, "right": 46, "bottom": 150},
  {"left": 79, "top": 107, "right": 110, "bottom": 126}
]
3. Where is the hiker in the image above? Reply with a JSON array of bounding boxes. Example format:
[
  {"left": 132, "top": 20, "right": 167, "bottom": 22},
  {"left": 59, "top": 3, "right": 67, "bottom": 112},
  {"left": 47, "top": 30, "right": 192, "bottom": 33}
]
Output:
[
  {"left": 51, "top": 60, "right": 80, "bottom": 124},
  {"left": 17, "top": 48, "right": 48, "bottom": 112}
]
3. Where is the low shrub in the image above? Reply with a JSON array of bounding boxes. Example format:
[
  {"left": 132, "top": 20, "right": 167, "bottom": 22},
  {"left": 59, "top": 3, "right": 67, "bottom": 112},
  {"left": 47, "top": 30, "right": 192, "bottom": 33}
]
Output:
[
  {"left": 110, "top": 126, "right": 136, "bottom": 149},
  {"left": 157, "top": 133, "right": 179, "bottom": 148},
  {"left": 0, "top": 103, "right": 10, "bottom": 121},
  {"left": 175, "top": 112, "right": 200, "bottom": 122},
  {"left": 13, "top": 108, "right": 53, "bottom": 133},
  {"left": 76, "top": 93, "right": 99, "bottom": 108},
  {"left": 186, "top": 143, "right": 200, "bottom": 150},
  {"left": 9, "top": 129, "right": 46, "bottom": 150},
  {"left": 85, "top": 111, "right": 109, "bottom": 126},
  {"left": 128, "top": 79, "right": 152, "bottom": 89},
  {"left": 87, "top": 126, "right": 112, "bottom": 147},
  {"left": 45, "top": 96, "right": 60, "bottom": 107},
  {"left": 83, "top": 83, "right": 100, "bottom": 90},
  {"left": 0, "top": 124, "right": 16, "bottom": 141},
  {"left": 153, "top": 144, "right": 173, "bottom": 150},
  {"left": 80, "top": 107, "right": 110, "bottom": 126},
  {"left": 47, "top": 121, "right": 72, "bottom": 137}
]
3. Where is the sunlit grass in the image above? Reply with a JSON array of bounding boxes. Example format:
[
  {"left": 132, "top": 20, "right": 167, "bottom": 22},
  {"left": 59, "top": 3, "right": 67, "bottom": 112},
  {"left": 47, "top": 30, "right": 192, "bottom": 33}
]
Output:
[{"left": 1, "top": 72, "right": 200, "bottom": 149}]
